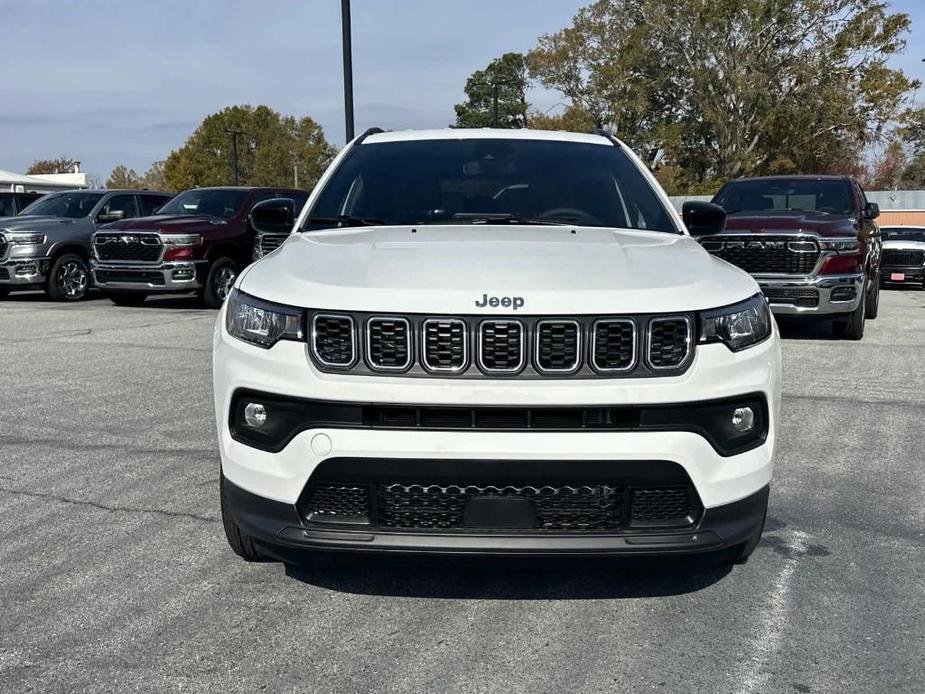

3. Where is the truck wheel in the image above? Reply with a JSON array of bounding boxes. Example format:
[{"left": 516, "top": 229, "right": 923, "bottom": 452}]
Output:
[
  {"left": 201, "top": 257, "right": 238, "bottom": 309},
  {"left": 47, "top": 253, "right": 89, "bottom": 301},
  {"left": 864, "top": 277, "right": 879, "bottom": 319},
  {"left": 108, "top": 292, "right": 148, "bottom": 307},
  {"left": 220, "top": 473, "right": 271, "bottom": 562},
  {"left": 833, "top": 284, "right": 866, "bottom": 340}
]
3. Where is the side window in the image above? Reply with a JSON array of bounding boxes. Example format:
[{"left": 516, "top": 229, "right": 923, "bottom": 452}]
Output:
[
  {"left": 290, "top": 191, "right": 309, "bottom": 216},
  {"left": 250, "top": 190, "right": 280, "bottom": 207},
  {"left": 0, "top": 197, "right": 15, "bottom": 217},
  {"left": 98, "top": 194, "right": 138, "bottom": 221},
  {"left": 139, "top": 195, "right": 167, "bottom": 216}
]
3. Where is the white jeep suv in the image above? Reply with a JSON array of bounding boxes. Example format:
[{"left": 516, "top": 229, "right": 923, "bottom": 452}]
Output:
[{"left": 213, "top": 128, "right": 780, "bottom": 565}]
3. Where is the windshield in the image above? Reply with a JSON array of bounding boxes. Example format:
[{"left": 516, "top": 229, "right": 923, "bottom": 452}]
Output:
[
  {"left": 303, "top": 138, "right": 677, "bottom": 232},
  {"left": 20, "top": 192, "right": 104, "bottom": 218},
  {"left": 882, "top": 227, "right": 925, "bottom": 243},
  {"left": 713, "top": 179, "right": 855, "bottom": 215},
  {"left": 157, "top": 189, "right": 248, "bottom": 219}
]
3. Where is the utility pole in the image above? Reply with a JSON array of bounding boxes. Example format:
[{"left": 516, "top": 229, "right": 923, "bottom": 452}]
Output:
[
  {"left": 224, "top": 128, "right": 245, "bottom": 185},
  {"left": 491, "top": 83, "right": 500, "bottom": 128},
  {"left": 341, "top": 0, "right": 355, "bottom": 141}
]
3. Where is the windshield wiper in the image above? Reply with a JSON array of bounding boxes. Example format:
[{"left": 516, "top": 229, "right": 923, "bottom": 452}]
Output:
[{"left": 303, "top": 215, "right": 386, "bottom": 228}]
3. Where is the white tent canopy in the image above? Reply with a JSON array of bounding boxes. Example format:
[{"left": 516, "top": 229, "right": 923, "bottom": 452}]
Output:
[{"left": 0, "top": 168, "right": 88, "bottom": 192}]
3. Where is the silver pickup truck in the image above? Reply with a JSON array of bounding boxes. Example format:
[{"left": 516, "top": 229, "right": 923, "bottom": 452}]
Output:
[{"left": 0, "top": 189, "right": 171, "bottom": 301}]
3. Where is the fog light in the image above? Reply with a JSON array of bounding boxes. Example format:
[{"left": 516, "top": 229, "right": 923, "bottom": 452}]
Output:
[
  {"left": 243, "top": 402, "right": 267, "bottom": 428},
  {"left": 172, "top": 268, "right": 194, "bottom": 280},
  {"left": 731, "top": 406, "right": 755, "bottom": 432},
  {"left": 15, "top": 265, "right": 37, "bottom": 277},
  {"left": 830, "top": 286, "right": 856, "bottom": 302}
]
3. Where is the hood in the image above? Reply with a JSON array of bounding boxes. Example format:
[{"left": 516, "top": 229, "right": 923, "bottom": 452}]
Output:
[
  {"left": 0, "top": 215, "right": 84, "bottom": 232},
  {"left": 239, "top": 225, "right": 759, "bottom": 314},
  {"left": 100, "top": 214, "right": 230, "bottom": 232},
  {"left": 722, "top": 210, "right": 859, "bottom": 238}
]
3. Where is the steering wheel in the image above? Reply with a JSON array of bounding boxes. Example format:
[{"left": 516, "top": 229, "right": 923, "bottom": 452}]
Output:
[{"left": 537, "top": 207, "right": 601, "bottom": 225}]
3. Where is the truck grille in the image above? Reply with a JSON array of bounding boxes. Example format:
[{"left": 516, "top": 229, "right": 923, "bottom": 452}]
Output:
[
  {"left": 0, "top": 236, "right": 8, "bottom": 260},
  {"left": 702, "top": 236, "right": 820, "bottom": 275},
  {"left": 258, "top": 233, "right": 287, "bottom": 256},
  {"left": 311, "top": 314, "right": 355, "bottom": 367},
  {"left": 94, "top": 232, "right": 163, "bottom": 262},
  {"left": 367, "top": 317, "right": 412, "bottom": 370},
  {"left": 478, "top": 320, "right": 524, "bottom": 373},
  {"left": 422, "top": 319, "right": 467, "bottom": 372},
  {"left": 882, "top": 248, "right": 924, "bottom": 266},
  {"left": 592, "top": 319, "right": 636, "bottom": 371},
  {"left": 647, "top": 317, "right": 692, "bottom": 369},
  {"left": 535, "top": 320, "right": 580, "bottom": 373}
]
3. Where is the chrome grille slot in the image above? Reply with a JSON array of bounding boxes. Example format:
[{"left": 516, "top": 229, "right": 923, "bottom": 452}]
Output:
[
  {"left": 94, "top": 232, "right": 163, "bottom": 262},
  {"left": 647, "top": 317, "right": 692, "bottom": 369},
  {"left": 422, "top": 319, "right": 467, "bottom": 372},
  {"left": 478, "top": 320, "right": 524, "bottom": 373},
  {"left": 312, "top": 314, "right": 355, "bottom": 367},
  {"left": 592, "top": 319, "right": 636, "bottom": 371},
  {"left": 535, "top": 320, "right": 580, "bottom": 373},
  {"left": 367, "top": 317, "right": 412, "bottom": 371}
]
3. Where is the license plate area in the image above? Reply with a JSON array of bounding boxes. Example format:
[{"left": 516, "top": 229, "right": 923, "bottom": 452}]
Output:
[{"left": 891, "top": 272, "right": 906, "bottom": 281}]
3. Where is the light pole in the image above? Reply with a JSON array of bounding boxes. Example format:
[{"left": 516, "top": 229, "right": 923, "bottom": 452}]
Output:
[
  {"left": 224, "top": 128, "right": 245, "bottom": 185},
  {"left": 341, "top": 0, "right": 355, "bottom": 142}
]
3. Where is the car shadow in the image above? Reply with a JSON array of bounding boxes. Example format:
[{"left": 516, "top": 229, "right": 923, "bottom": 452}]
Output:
[
  {"left": 775, "top": 315, "right": 836, "bottom": 340},
  {"left": 284, "top": 551, "right": 734, "bottom": 600}
]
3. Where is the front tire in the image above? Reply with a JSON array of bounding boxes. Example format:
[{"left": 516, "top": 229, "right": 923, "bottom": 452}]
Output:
[
  {"left": 864, "top": 276, "right": 879, "bottom": 319},
  {"left": 47, "top": 253, "right": 89, "bottom": 301},
  {"left": 833, "top": 283, "right": 866, "bottom": 340},
  {"left": 220, "top": 473, "right": 271, "bottom": 562},
  {"left": 107, "top": 292, "right": 148, "bottom": 307},
  {"left": 201, "top": 257, "right": 238, "bottom": 309}
]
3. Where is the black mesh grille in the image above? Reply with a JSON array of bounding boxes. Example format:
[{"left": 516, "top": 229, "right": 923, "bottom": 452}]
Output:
[
  {"left": 630, "top": 487, "right": 696, "bottom": 525},
  {"left": 479, "top": 321, "right": 523, "bottom": 372},
  {"left": 94, "top": 233, "right": 163, "bottom": 262},
  {"left": 648, "top": 318, "right": 690, "bottom": 368},
  {"left": 883, "top": 249, "right": 924, "bottom": 266},
  {"left": 304, "top": 485, "right": 369, "bottom": 518},
  {"left": 259, "top": 233, "right": 286, "bottom": 256},
  {"left": 536, "top": 321, "right": 580, "bottom": 372},
  {"left": 312, "top": 315, "right": 354, "bottom": 366},
  {"left": 423, "top": 319, "right": 466, "bottom": 371},
  {"left": 762, "top": 287, "right": 819, "bottom": 307},
  {"left": 368, "top": 318, "right": 411, "bottom": 369},
  {"left": 705, "top": 237, "right": 819, "bottom": 274},
  {"left": 592, "top": 320, "right": 635, "bottom": 370}
]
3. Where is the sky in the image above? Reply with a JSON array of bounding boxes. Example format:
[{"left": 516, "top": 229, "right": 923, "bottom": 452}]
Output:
[{"left": 2, "top": 0, "right": 925, "bottom": 183}]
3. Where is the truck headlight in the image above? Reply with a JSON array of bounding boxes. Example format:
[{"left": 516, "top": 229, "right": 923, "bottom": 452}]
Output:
[
  {"left": 699, "top": 294, "right": 772, "bottom": 352},
  {"left": 225, "top": 289, "right": 304, "bottom": 348},
  {"left": 4, "top": 231, "right": 46, "bottom": 245}
]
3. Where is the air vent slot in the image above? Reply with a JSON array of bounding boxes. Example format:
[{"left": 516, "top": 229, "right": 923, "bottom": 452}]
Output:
[
  {"left": 647, "top": 317, "right": 692, "bottom": 369},
  {"left": 535, "top": 320, "right": 580, "bottom": 373},
  {"left": 311, "top": 314, "right": 355, "bottom": 367},
  {"left": 422, "top": 319, "right": 467, "bottom": 373},
  {"left": 592, "top": 319, "right": 636, "bottom": 371},
  {"left": 477, "top": 320, "right": 524, "bottom": 373},
  {"left": 367, "top": 317, "right": 412, "bottom": 371}
]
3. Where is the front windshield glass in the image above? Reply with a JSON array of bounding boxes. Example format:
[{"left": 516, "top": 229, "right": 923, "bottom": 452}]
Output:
[
  {"left": 882, "top": 227, "right": 925, "bottom": 243},
  {"left": 20, "top": 192, "right": 104, "bottom": 218},
  {"left": 157, "top": 189, "right": 248, "bottom": 219},
  {"left": 713, "top": 179, "right": 854, "bottom": 215},
  {"left": 304, "top": 138, "right": 677, "bottom": 232}
]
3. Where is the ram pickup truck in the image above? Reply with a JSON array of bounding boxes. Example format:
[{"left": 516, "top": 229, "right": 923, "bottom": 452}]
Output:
[
  {"left": 703, "top": 175, "right": 881, "bottom": 339},
  {"left": 879, "top": 226, "right": 925, "bottom": 288},
  {"left": 214, "top": 128, "right": 781, "bottom": 567},
  {"left": 91, "top": 186, "right": 308, "bottom": 308},
  {"left": 0, "top": 189, "right": 171, "bottom": 300}
]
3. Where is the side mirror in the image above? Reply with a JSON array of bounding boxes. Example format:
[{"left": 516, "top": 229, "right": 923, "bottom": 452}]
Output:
[
  {"left": 863, "top": 202, "right": 880, "bottom": 220},
  {"left": 249, "top": 198, "right": 295, "bottom": 234},
  {"left": 682, "top": 201, "right": 727, "bottom": 236},
  {"left": 97, "top": 210, "right": 125, "bottom": 224}
]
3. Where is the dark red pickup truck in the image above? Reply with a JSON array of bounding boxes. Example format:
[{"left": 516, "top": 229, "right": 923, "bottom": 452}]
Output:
[
  {"left": 91, "top": 186, "right": 308, "bottom": 308},
  {"left": 695, "top": 175, "right": 882, "bottom": 339}
]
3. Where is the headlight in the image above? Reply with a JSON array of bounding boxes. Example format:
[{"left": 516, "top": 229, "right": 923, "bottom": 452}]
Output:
[
  {"left": 163, "top": 233, "right": 201, "bottom": 247},
  {"left": 819, "top": 239, "right": 859, "bottom": 251},
  {"left": 225, "top": 289, "right": 304, "bottom": 348},
  {"left": 699, "top": 294, "right": 772, "bottom": 352},
  {"left": 4, "top": 231, "right": 46, "bottom": 245}
]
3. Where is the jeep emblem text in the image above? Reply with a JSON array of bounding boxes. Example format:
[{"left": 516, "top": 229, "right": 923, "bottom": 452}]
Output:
[{"left": 475, "top": 293, "right": 524, "bottom": 310}]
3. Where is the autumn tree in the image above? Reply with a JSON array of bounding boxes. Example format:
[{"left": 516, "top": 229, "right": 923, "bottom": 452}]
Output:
[
  {"left": 454, "top": 53, "right": 529, "bottom": 128},
  {"left": 106, "top": 165, "right": 143, "bottom": 189},
  {"left": 26, "top": 157, "right": 79, "bottom": 175},
  {"left": 527, "top": 104, "right": 597, "bottom": 133},
  {"left": 163, "top": 105, "right": 337, "bottom": 190}
]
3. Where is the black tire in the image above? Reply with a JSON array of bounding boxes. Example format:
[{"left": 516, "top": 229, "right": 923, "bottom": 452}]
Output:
[
  {"left": 732, "top": 505, "right": 768, "bottom": 565},
  {"left": 864, "top": 275, "right": 879, "bottom": 320},
  {"left": 832, "top": 283, "right": 866, "bottom": 340},
  {"left": 220, "top": 473, "right": 272, "bottom": 562},
  {"left": 201, "top": 257, "right": 239, "bottom": 309},
  {"left": 107, "top": 292, "right": 148, "bottom": 307},
  {"left": 46, "top": 253, "right": 89, "bottom": 301}
]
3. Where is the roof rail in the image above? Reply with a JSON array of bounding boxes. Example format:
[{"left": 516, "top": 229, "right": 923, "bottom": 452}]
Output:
[
  {"left": 591, "top": 128, "right": 621, "bottom": 147},
  {"left": 354, "top": 127, "right": 385, "bottom": 145}
]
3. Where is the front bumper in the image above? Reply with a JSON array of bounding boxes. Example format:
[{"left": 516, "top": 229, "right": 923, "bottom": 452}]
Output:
[
  {"left": 758, "top": 272, "right": 863, "bottom": 316},
  {"left": 90, "top": 259, "right": 205, "bottom": 292},
  {"left": 880, "top": 265, "right": 924, "bottom": 285},
  {"left": 0, "top": 256, "right": 50, "bottom": 285}
]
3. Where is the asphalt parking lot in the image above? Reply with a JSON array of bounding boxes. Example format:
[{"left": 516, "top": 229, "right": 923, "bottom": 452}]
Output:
[{"left": 1, "top": 289, "right": 923, "bottom": 694}]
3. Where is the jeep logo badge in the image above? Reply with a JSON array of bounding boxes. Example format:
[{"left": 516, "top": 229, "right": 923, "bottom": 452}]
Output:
[{"left": 475, "top": 293, "right": 524, "bottom": 310}]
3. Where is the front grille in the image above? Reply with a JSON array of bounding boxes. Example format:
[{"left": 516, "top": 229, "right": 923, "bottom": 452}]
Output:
[
  {"left": 630, "top": 488, "right": 697, "bottom": 525},
  {"left": 882, "top": 248, "right": 924, "bottom": 267},
  {"left": 0, "top": 237, "right": 8, "bottom": 260},
  {"left": 303, "top": 484, "right": 368, "bottom": 518},
  {"left": 367, "top": 317, "right": 411, "bottom": 370},
  {"left": 312, "top": 314, "right": 355, "bottom": 367},
  {"left": 592, "top": 319, "right": 635, "bottom": 371},
  {"left": 94, "top": 233, "right": 163, "bottom": 262},
  {"left": 535, "top": 320, "right": 580, "bottom": 373},
  {"left": 95, "top": 269, "right": 165, "bottom": 286},
  {"left": 703, "top": 236, "right": 820, "bottom": 275},
  {"left": 259, "top": 233, "right": 287, "bottom": 256},
  {"left": 647, "top": 317, "right": 691, "bottom": 369},
  {"left": 478, "top": 320, "right": 524, "bottom": 373},
  {"left": 422, "top": 319, "right": 467, "bottom": 372},
  {"left": 762, "top": 287, "right": 819, "bottom": 308}
]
